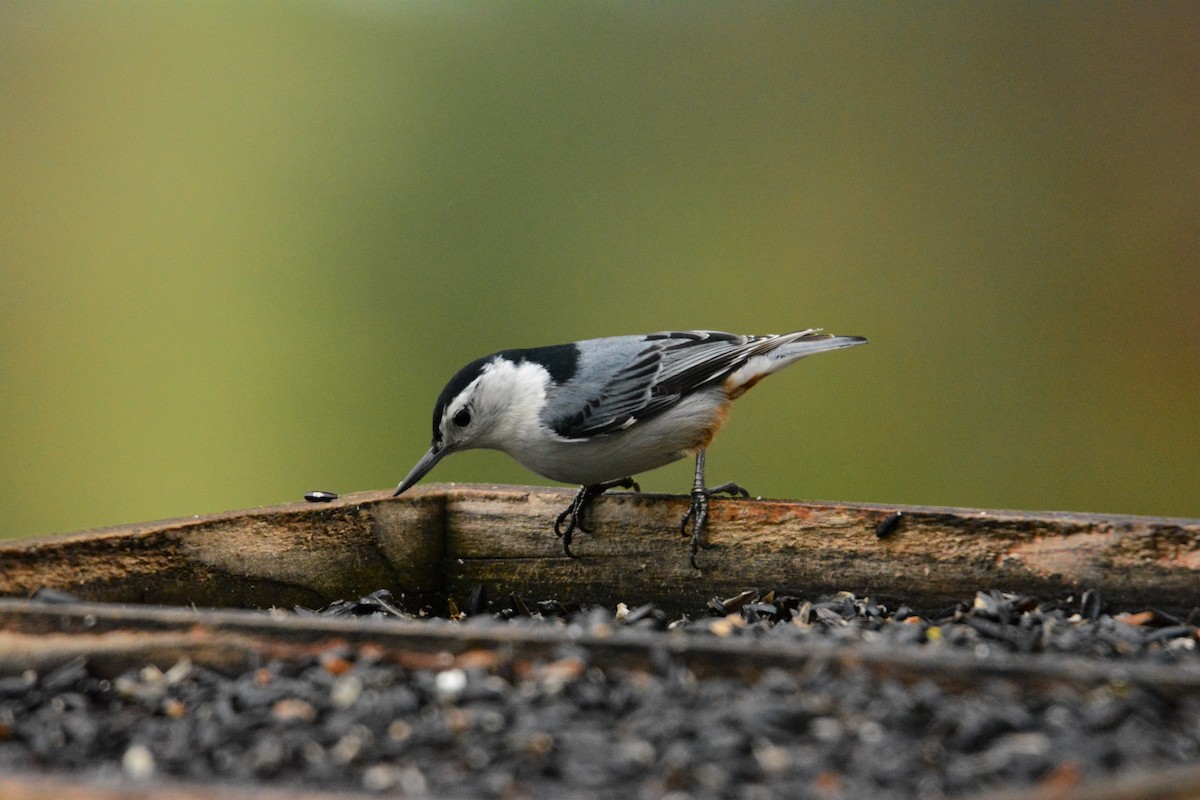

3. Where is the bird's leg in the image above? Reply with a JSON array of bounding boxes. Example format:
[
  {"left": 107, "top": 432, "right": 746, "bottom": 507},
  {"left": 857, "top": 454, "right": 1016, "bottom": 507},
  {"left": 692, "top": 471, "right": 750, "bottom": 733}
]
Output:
[
  {"left": 680, "top": 449, "right": 750, "bottom": 569},
  {"left": 554, "top": 476, "right": 640, "bottom": 557}
]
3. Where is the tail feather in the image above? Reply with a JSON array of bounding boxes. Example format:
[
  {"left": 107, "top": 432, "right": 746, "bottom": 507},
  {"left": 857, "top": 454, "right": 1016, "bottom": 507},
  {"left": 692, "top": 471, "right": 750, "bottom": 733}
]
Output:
[
  {"left": 772, "top": 331, "right": 868, "bottom": 359},
  {"left": 725, "top": 330, "right": 866, "bottom": 397}
]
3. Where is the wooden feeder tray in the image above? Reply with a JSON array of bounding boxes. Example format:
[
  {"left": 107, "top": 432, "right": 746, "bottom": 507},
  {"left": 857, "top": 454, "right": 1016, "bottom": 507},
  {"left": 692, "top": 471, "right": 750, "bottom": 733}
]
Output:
[{"left": 1, "top": 484, "right": 1199, "bottom": 799}]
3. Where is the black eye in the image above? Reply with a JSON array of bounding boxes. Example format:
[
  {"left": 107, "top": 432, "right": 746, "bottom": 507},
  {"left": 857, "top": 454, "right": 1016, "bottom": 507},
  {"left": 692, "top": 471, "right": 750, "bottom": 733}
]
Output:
[{"left": 452, "top": 408, "right": 471, "bottom": 427}]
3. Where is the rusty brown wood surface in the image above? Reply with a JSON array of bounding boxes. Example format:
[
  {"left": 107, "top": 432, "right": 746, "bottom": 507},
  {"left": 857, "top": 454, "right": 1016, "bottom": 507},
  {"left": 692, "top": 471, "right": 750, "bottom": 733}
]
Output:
[
  {"left": 0, "top": 773, "right": 386, "bottom": 800},
  {"left": 438, "top": 486, "right": 1200, "bottom": 613},
  {"left": 4, "top": 777, "right": 1195, "bottom": 800},
  {"left": 2, "top": 769, "right": 1198, "bottom": 800},
  {"left": 969, "top": 761, "right": 1200, "bottom": 800},
  {"left": 1, "top": 484, "right": 1198, "bottom": 615},
  {"left": 3, "top": 768, "right": 1197, "bottom": 800}
]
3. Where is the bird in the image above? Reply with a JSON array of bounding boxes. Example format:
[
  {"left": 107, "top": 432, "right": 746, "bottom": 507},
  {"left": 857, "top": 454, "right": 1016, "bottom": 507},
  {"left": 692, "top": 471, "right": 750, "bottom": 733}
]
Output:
[{"left": 392, "top": 329, "right": 867, "bottom": 567}]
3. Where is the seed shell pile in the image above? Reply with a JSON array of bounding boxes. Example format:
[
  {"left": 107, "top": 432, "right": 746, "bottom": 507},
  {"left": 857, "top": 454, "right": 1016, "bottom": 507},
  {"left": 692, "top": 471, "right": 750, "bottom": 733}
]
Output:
[{"left": 2, "top": 588, "right": 1198, "bottom": 799}]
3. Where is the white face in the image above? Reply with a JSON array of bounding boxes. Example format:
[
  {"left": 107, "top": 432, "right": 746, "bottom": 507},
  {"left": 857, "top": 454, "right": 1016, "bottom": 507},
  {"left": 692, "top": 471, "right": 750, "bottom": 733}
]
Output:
[
  {"left": 436, "top": 386, "right": 483, "bottom": 452},
  {"left": 435, "top": 358, "right": 550, "bottom": 455},
  {"left": 394, "top": 357, "right": 551, "bottom": 498},
  {"left": 392, "top": 377, "right": 491, "bottom": 497}
]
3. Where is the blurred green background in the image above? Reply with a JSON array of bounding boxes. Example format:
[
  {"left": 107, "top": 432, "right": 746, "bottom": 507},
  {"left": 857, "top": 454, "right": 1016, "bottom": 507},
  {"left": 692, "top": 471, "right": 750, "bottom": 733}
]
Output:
[{"left": 2, "top": 3, "right": 1197, "bottom": 541}]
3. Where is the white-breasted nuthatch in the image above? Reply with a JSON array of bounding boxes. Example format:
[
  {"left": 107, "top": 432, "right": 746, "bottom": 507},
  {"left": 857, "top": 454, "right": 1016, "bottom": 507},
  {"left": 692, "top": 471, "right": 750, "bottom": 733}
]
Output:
[{"left": 393, "top": 329, "right": 866, "bottom": 567}]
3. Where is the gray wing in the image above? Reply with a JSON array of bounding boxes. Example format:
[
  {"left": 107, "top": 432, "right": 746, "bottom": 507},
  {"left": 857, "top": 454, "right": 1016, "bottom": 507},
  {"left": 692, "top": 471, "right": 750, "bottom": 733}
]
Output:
[{"left": 547, "top": 330, "right": 775, "bottom": 439}]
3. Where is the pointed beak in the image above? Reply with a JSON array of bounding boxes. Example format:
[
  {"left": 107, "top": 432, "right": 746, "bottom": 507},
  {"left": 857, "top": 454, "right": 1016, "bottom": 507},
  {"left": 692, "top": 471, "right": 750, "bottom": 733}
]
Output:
[{"left": 392, "top": 444, "right": 448, "bottom": 497}]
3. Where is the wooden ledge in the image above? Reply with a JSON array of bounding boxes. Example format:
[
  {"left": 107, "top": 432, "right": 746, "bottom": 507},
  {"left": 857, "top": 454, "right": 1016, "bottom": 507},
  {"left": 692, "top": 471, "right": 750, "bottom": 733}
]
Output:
[{"left": 1, "top": 485, "right": 1198, "bottom": 614}]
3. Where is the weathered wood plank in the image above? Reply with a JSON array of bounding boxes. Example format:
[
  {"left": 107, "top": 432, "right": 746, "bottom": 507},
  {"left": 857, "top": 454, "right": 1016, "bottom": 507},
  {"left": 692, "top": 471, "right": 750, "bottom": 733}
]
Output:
[
  {"left": 440, "top": 485, "right": 1200, "bottom": 614},
  {"left": 0, "top": 773, "right": 379, "bottom": 800},
  {"left": 0, "top": 491, "right": 443, "bottom": 609},
  {"left": 969, "top": 762, "right": 1200, "bottom": 800},
  {"left": 2, "top": 484, "right": 1197, "bottom": 615}
]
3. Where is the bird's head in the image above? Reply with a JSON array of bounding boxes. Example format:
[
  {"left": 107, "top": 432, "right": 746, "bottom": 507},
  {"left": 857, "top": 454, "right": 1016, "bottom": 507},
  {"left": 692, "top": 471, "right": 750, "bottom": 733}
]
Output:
[{"left": 392, "top": 353, "right": 551, "bottom": 496}]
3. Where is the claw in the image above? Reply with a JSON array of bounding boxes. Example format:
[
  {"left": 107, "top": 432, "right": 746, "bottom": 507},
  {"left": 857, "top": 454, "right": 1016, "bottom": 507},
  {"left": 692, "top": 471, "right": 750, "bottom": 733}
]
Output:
[
  {"left": 707, "top": 482, "right": 750, "bottom": 499},
  {"left": 553, "top": 477, "right": 639, "bottom": 558},
  {"left": 554, "top": 487, "right": 590, "bottom": 557},
  {"left": 681, "top": 450, "right": 750, "bottom": 569},
  {"left": 681, "top": 489, "right": 712, "bottom": 568}
]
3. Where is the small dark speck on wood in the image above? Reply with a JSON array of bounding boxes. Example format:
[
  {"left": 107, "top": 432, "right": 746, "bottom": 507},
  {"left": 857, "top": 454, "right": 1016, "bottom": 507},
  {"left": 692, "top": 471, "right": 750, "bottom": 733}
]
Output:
[{"left": 875, "top": 511, "right": 903, "bottom": 539}]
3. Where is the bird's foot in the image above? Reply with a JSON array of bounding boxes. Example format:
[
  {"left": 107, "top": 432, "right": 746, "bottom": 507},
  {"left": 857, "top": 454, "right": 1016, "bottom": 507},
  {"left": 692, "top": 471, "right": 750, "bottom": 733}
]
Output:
[
  {"left": 554, "top": 477, "right": 640, "bottom": 557},
  {"left": 680, "top": 482, "right": 750, "bottom": 569}
]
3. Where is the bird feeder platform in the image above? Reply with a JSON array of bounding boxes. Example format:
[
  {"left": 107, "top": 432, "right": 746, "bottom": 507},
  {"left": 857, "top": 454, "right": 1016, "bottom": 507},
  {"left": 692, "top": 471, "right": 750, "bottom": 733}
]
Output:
[{"left": 1, "top": 485, "right": 1199, "bottom": 799}]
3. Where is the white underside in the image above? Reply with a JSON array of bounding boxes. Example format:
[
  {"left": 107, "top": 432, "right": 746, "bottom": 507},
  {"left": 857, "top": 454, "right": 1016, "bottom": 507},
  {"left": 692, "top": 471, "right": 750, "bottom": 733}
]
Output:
[{"left": 497, "top": 390, "right": 726, "bottom": 485}]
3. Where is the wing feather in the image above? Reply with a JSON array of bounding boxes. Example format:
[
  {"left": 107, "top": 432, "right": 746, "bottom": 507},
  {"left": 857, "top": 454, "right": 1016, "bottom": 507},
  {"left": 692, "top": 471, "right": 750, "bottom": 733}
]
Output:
[{"left": 550, "top": 330, "right": 800, "bottom": 439}]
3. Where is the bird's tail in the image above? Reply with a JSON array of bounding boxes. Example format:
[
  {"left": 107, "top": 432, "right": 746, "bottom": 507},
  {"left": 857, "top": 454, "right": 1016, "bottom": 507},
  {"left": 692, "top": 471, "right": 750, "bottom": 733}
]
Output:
[
  {"left": 770, "top": 329, "right": 868, "bottom": 360},
  {"left": 724, "top": 329, "right": 867, "bottom": 396}
]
